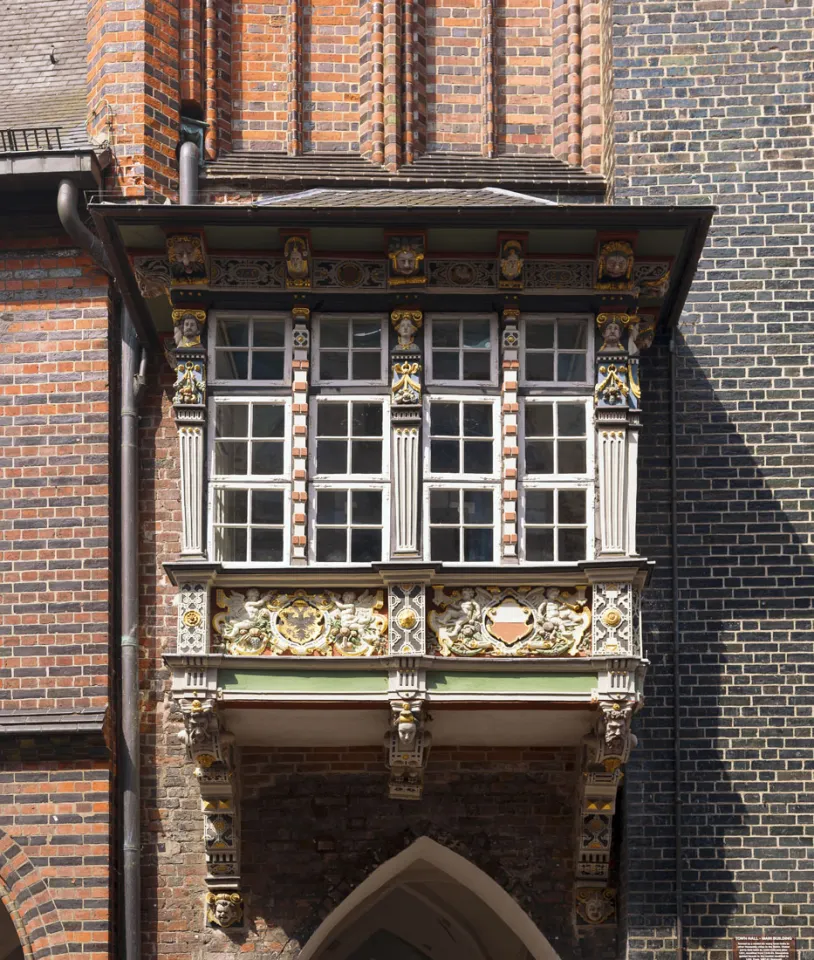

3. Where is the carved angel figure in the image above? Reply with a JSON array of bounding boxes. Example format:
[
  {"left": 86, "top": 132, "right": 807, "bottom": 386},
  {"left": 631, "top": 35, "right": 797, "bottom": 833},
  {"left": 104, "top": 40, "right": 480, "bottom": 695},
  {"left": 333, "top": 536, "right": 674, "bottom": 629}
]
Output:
[
  {"left": 326, "top": 590, "right": 387, "bottom": 656},
  {"left": 215, "top": 588, "right": 274, "bottom": 655}
]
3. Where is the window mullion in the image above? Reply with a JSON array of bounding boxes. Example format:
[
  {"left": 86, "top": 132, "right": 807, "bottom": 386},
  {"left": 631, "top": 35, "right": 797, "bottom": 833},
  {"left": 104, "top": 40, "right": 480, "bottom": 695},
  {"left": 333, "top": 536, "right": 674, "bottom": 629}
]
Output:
[{"left": 500, "top": 308, "right": 520, "bottom": 560}]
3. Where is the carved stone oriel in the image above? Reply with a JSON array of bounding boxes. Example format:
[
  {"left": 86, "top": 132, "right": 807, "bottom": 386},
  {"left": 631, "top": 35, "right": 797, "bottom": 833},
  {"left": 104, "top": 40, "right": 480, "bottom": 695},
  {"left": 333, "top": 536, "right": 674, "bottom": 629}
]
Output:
[
  {"left": 213, "top": 588, "right": 388, "bottom": 657},
  {"left": 428, "top": 586, "right": 591, "bottom": 657},
  {"left": 388, "top": 584, "right": 426, "bottom": 655}
]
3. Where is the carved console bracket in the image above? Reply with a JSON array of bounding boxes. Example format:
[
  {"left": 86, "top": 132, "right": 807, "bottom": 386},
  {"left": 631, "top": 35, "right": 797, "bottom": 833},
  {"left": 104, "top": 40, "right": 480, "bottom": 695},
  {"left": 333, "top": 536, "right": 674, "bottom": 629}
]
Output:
[
  {"left": 384, "top": 661, "right": 431, "bottom": 799},
  {"left": 178, "top": 698, "right": 243, "bottom": 926}
]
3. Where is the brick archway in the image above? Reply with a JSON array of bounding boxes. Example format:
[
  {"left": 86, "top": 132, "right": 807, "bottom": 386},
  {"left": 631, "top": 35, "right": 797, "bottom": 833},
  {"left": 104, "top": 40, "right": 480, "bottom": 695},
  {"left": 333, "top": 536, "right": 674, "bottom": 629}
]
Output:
[{"left": 0, "top": 829, "right": 66, "bottom": 959}]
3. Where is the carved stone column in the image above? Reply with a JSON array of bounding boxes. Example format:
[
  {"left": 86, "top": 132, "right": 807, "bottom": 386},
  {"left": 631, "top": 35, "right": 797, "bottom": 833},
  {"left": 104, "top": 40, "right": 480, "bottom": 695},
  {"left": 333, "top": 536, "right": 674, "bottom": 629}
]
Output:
[
  {"left": 500, "top": 308, "right": 520, "bottom": 560},
  {"left": 390, "top": 309, "right": 423, "bottom": 558},
  {"left": 594, "top": 313, "right": 641, "bottom": 558},
  {"left": 172, "top": 308, "right": 208, "bottom": 558},
  {"left": 291, "top": 307, "right": 310, "bottom": 564},
  {"left": 179, "top": 698, "right": 243, "bottom": 928}
]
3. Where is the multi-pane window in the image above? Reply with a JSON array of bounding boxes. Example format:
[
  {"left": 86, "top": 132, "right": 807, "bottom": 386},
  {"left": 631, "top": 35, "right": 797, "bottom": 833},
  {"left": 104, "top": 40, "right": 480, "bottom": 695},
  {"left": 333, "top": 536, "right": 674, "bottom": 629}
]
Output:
[
  {"left": 312, "top": 488, "right": 385, "bottom": 563},
  {"left": 210, "top": 399, "right": 290, "bottom": 563},
  {"left": 427, "top": 487, "right": 496, "bottom": 563},
  {"left": 314, "top": 315, "right": 387, "bottom": 383},
  {"left": 523, "top": 489, "right": 588, "bottom": 562},
  {"left": 426, "top": 315, "right": 497, "bottom": 385},
  {"left": 212, "top": 313, "right": 288, "bottom": 383},
  {"left": 313, "top": 400, "right": 386, "bottom": 477},
  {"left": 522, "top": 400, "right": 589, "bottom": 477},
  {"left": 521, "top": 315, "right": 591, "bottom": 385},
  {"left": 426, "top": 400, "right": 497, "bottom": 477}
]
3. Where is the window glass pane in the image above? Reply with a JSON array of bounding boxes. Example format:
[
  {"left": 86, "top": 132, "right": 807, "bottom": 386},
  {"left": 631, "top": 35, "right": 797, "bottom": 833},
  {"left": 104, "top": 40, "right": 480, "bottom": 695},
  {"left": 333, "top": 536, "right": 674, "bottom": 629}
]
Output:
[
  {"left": 559, "top": 528, "right": 586, "bottom": 562},
  {"left": 253, "top": 405, "right": 285, "bottom": 437},
  {"left": 252, "top": 442, "right": 284, "bottom": 476},
  {"left": 558, "top": 404, "right": 586, "bottom": 437},
  {"left": 430, "top": 489, "right": 459, "bottom": 524},
  {"left": 433, "top": 352, "right": 459, "bottom": 380},
  {"left": 214, "top": 488, "right": 247, "bottom": 524},
  {"left": 463, "top": 490, "right": 493, "bottom": 524},
  {"left": 463, "top": 405, "right": 492, "bottom": 437},
  {"left": 430, "top": 527, "right": 459, "bottom": 562},
  {"left": 321, "top": 320, "right": 348, "bottom": 348},
  {"left": 253, "top": 490, "right": 284, "bottom": 525},
  {"left": 464, "top": 528, "right": 492, "bottom": 562},
  {"left": 558, "top": 321, "right": 588, "bottom": 350},
  {"left": 525, "top": 353, "right": 554, "bottom": 382},
  {"left": 351, "top": 440, "right": 382, "bottom": 474},
  {"left": 558, "top": 440, "right": 586, "bottom": 474},
  {"left": 431, "top": 440, "right": 459, "bottom": 473},
  {"left": 316, "top": 490, "right": 347, "bottom": 524},
  {"left": 253, "top": 321, "right": 285, "bottom": 347},
  {"left": 251, "top": 351, "right": 285, "bottom": 381},
  {"left": 215, "top": 351, "right": 249, "bottom": 380},
  {"left": 352, "top": 403, "right": 382, "bottom": 437},
  {"left": 351, "top": 489, "right": 382, "bottom": 522},
  {"left": 462, "top": 320, "right": 490, "bottom": 348},
  {"left": 251, "top": 528, "right": 283, "bottom": 562},
  {"left": 463, "top": 440, "right": 492, "bottom": 473},
  {"left": 352, "top": 321, "right": 381, "bottom": 347},
  {"left": 558, "top": 354, "right": 586, "bottom": 382},
  {"left": 316, "top": 529, "right": 347, "bottom": 562},
  {"left": 351, "top": 528, "right": 382, "bottom": 562},
  {"left": 216, "top": 404, "right": 249, "bottom": 437},
  {"left": 430, "top": 403, "right": 459, "bottom": 436},
  {"left": 526, "top": 321, "right": 554, "bottom": 350},
  {"left": 352, "top": 352, "right": 381, "bottom": 380},
  {"left": 216, "top": 320, "right": 250, "bottom": 347},
  {"left": 317, "top": 439, "right": 348, "bottom": 474},
  {"left": 462, "top": 353, "right": 490, "bottom": 381},
  {"left": 526, "top": 440, "right": 555, "bottom": 474},
  {"left": 215, "top": 441, "right": 248, "bottom": 476},
  {"left": 215, "top": 526, "right": 247, "bottom": 562},
  {"left": 559, "top": 489, "right": 586, "bottom": 523},
  {"left": 526, "top": 528, "right": 554, "bottom": 562},
  {"left": 320, "top": 352, "right": 349, "bottom": 380},
  {"left": 525, "top": 404, "right": 554, "bottom": 436},
  {"left": 318, "top": 404, "right": 348, "bottom": 436},
  {"left": 432, "top": 321, "right": 459, "bottom": 348},
  {"left": 526, "top": 490, "right": 554, "bottom": 524}
]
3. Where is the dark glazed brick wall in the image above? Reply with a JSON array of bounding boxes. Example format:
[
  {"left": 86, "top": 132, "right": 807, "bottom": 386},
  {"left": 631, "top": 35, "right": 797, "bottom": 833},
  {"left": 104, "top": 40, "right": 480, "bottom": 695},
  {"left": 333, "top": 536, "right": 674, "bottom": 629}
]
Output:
[{"left": 613, "top": 2, "right": 814, "bottom": 957}]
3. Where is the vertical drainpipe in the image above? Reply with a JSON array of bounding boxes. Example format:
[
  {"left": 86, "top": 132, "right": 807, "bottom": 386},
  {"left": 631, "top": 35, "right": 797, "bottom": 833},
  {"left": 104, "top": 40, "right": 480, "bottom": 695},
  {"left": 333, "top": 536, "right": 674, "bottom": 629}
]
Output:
[
  {"left": 179, "top": 140, "right": 199, "bottom": 205},
  {"left": 121, "top": 307, "right": 145, "bottom": 960}
]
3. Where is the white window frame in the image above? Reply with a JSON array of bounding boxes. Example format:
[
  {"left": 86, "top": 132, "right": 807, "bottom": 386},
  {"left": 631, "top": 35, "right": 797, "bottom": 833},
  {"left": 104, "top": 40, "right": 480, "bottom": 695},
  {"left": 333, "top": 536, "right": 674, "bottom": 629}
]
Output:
[
  {"left": 209, "top": 482, "right": 291, "bottom": 566},
  {"left": 423, "top": 395, "right": 501, "bottom": 482},
  {"left": 519, "top": 483, "right": 595, "bottom": 565},
  {"left": 519, "top": 396, "right": 593, "bottom": 482},
  {"left": 209, "top": 311, "right": 292, "bottom": 386},
  {"left": 308, "top": 482, "right": 390, "bottom": 566},
  {"left": 312, "top": 313, "right": 389, "bottom": 386},
  {"left": 310, "top": 396, "right": 390, "bottom": 482},
  {"left": 423, "top": 483, "right": 500, "bottom": 565},
  {"left": 425, "top": 313, "right": 499, "bottom": 387},
  {"left": 208, "top": 396, "right": 292, "bottom": 481},
  {"left": 520, "top": 313, "right": 594, "bottom": 389}
]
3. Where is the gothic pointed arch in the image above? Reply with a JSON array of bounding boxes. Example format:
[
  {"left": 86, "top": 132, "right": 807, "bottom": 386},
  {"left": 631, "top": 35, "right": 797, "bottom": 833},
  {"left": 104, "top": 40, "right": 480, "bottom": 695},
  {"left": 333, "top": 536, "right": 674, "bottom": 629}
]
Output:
[
  {"left": 298, "top": 836, "right": 563, "bottom": 960},
  {"left": 0, "top": 829, "right": 65, "bottom": 959}
]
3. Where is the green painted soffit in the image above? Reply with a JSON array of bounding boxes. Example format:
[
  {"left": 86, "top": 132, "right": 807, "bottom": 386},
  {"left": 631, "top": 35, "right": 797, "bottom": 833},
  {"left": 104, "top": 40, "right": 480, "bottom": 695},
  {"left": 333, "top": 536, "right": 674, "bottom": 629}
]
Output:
[
  {"left": 427, "top": 671, "right": 596, "bottom": 694},
  {"left": 219, "top": 669, "right": 388, "bottom": 695}
]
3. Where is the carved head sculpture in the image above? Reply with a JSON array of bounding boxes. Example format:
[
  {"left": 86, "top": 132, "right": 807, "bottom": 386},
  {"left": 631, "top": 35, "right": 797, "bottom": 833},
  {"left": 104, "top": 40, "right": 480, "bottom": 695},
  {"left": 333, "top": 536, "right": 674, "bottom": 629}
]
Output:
[
  {"left": 633, "top": 318, "right": 657, "bottom": 353},
  {"left": 284, "top": 235, "right": 310, "bottom": 283},
  {"left": 597, "top": 314, "right": 630, "bottom": 352},
  {"left": 167, "top": 235, "right": 207, "bottom": 283},
  {"left": 207, "top": 892, "right": 243, "bottom": 929},
  {"left": 603, "top": 703, "right": 628, "bottom": 747},
  {"left": 597, "top": 240, "right": 634, "bottom": 285},
  {"left": 499, "top": 239, "right": 524, "bottom": 281},
  {"left": 172, "top": 309, "right": 206, "bottom": 348},
  {"left": 388, "top": 236, "right": 426, "bottom": 284},
  {"left": 187, "top": 699, "right": 210, "bottom": 746},
  {"left": 396, "top": 702, "right": 418, "bottom": 747},
  {"left": 392, "top": 310, "right": 423, "bottom": 350},
  {"left": 577, "top": 888, "right": 615, "bottom": 925}
]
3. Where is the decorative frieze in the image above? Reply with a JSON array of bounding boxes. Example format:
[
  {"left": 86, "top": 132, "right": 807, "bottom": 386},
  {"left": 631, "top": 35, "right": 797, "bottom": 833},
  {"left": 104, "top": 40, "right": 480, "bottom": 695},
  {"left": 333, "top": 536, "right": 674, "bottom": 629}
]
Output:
[
  {"left": 427, "top": 259, "right": 496, "bottom": 288},
  {"left": 212, "top": 588, "right": 388, "bottom": 657},
  {"left": 209, "top": 257, "right": 284, "bottom": 288},
  {"left": 388, "top": 584, "right": 426, "bottom": 655},
  {"left": 313, "top": 259, "right": 385, "bottom": 289},
  {"left": 428, "top": 585, "right": 591, "bottom": 657}
]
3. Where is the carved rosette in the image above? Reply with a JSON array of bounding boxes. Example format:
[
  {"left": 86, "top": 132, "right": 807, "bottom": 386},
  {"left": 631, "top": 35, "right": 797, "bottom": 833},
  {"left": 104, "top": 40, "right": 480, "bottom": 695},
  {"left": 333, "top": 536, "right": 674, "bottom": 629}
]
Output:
[
  {"left": 388, "top": 584, "right": 426, "bottom": 655},
  {"left": 213, "top": 588, "right": 388, "bottom": 657},
  {"left": 177, "top": 580, "right": 210, "bottom": 655},
  {"left": 291, "top": 306, "right": 310, "bottom": 564},
  {"left": 428, "top": 585, "right": 591, "bottom": 657}
]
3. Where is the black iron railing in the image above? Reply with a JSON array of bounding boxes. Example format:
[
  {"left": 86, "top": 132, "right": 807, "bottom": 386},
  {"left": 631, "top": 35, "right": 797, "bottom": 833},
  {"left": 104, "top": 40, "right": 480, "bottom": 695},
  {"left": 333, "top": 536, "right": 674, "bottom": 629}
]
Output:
[{"left": 0, "top": 126, "right": 63, "bottom": 153}]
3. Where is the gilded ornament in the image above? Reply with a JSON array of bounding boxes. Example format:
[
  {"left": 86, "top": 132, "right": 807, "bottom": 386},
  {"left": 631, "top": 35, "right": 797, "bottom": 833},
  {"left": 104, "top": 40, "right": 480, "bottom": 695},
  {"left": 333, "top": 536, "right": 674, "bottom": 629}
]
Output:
[
  {"left": 183, "top": 609, "right": 202, "bottom": 628},
  {"left": 391, "top": 360, "right": 421, "bottom": 405},
  {"left": 596, "top": 239, "right": 634, "bottom": 290},
  {"left": 387, "top": 235, "right": 427, "bottom": 286},
  {"left": 174, "top": 360, "right": 204, "bottom": 406},
  {"left": 397, "top": 608, "right": 418, "bottom": 630},
  {"left": 498, "top": 237, "right": 525, "bottom": 289},
  {"left": 172, "top": 308, "right": 207, "bottom": 348},
  {"left": 283, "top": 234, "right": 311, "bottom": 288},
  {"left": 594, "top": 364, "right": 629, "bottom": 406},
  {"left": 600, "top": 608, "right": 622, "bottom": 628},
  {"left": 391, "top": 309, "right": 423, "bottom": 350},
  {"left": 167, "top": 234, "right": 208, "bottom": 284}
]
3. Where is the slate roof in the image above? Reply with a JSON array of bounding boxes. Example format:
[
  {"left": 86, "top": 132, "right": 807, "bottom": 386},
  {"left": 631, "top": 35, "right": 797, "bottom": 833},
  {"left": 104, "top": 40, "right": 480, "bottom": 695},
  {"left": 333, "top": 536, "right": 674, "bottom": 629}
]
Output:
[
  {"left": 1, "top": 0, "right": 92, "bottom": 152},
  {"left": 0, "top": 706, "right": 107, "bottom": 736},
  {"left": 205, "top": 153, "right": 605, "bottom": 194},
  {"left": 255, "top": 187, "right": 558, "bottom": 208}
]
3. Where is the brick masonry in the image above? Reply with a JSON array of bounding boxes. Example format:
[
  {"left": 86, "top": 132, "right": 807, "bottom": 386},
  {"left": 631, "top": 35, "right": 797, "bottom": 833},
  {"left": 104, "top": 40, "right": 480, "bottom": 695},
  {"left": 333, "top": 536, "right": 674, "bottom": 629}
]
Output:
[{"left": 613, "top": 1, "right": 814, "bottom": 957}]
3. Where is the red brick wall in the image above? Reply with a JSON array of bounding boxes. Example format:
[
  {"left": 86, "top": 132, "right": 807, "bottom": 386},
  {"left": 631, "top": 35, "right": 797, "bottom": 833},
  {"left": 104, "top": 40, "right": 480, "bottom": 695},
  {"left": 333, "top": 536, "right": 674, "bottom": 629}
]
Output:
[
  {"left": 0, "top": 233, "right": 111, "bottom": 711},
  {"left": 231, "top": 2, "right": 288, "bottom": 151}
]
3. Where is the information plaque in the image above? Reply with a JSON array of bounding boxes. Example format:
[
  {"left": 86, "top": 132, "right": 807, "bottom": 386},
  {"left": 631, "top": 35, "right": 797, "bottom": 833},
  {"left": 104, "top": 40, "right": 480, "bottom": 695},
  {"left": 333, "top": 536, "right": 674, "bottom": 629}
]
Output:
[{"left": 733, "top": 938, "right": 796, "bottom": 960}]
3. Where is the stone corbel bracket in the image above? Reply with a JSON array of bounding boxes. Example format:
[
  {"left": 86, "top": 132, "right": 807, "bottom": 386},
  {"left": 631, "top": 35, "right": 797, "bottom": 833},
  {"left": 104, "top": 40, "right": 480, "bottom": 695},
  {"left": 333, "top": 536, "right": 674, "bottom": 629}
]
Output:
[
  {"left": 384, "top": 660, "right": 431, "bottom": 799},
  {"left": 178, "top": 697, "right": 243, "bottom": 921}
]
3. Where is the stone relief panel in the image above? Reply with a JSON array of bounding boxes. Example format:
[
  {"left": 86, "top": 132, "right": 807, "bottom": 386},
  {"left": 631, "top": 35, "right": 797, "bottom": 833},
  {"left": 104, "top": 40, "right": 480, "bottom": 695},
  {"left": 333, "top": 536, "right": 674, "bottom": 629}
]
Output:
[
  {"left": 591, "top": 583, "right": 635, "bottom": 656},
  {"left": 209, "top": 257, "right": 284, "bottom": 288},
  {"left": 388, "top": 584, "right": 426, "bottom": 654},
  {"left": 212, "top": 588, "right": 388, "bottom": 657},
  {"left": 428, "top": 586, "right": 592, "bottom": 657}
]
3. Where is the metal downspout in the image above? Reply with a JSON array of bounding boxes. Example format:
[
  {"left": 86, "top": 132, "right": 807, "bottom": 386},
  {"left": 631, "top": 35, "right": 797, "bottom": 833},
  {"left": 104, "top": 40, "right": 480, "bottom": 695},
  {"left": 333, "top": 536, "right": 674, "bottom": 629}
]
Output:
[
  {"left": 669, "top": 334, "right": 684, "bottom": 960},
  {"left": 56, "top": 179, "right": 113, "bottom": 274},
  {"left": 179, "top": 140, "right": 199, "bottom": 205}
]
